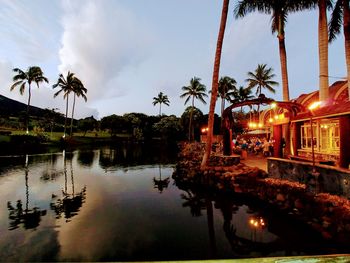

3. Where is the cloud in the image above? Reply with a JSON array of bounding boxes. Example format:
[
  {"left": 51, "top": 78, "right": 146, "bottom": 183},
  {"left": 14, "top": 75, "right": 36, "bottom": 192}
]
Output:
[
  {"left": 0, "top": 1, "right": 61, "bottom": 63},
  {"left": 58, "top": 0, "right": 154, "bottom": 107}
]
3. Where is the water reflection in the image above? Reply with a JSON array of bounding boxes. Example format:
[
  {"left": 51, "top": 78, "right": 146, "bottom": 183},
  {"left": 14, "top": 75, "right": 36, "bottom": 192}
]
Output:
[
  {"left": 98, "top": 144, "right": 177, "bottom": 171},
  {"left": 153, "top": 165, "right": 170, "bottom": 193},
  {"left": 50, "top": 151, "right": 87, "bottom": 222},
  {"left": 41, "top": 154, "right": 62, "bottom": 181},
  {"left": 1, "top": 146, "right": 347, "bottom": 261},
  {"left": 77, "top": 150, "right": 95, "bottom": 167},
  {"left": 181, "top": 190, "right": 206, "bottom": 217},
  {"left": 7, "top": 155, "right": 47, "bottom": 230},
  {"left": 175, "top": 177, "right": 336, "bottom": 259}
]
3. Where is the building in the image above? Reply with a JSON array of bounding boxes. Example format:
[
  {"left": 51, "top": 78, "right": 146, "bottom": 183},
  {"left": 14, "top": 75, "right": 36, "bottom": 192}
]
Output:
[{"left": 264, "top": 81, "right": 350, "bottom": 169}]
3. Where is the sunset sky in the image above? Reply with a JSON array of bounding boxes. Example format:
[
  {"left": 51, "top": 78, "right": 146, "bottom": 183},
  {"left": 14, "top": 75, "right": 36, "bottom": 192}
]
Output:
[{"left": 0, "top": 0, "right": 346, "bottom": 119}]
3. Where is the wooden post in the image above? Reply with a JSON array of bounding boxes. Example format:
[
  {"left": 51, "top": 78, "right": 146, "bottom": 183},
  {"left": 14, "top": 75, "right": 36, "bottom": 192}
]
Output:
[
  {"left": 339, "top": 115, "right": 350, "bottom": 168},
  {"left": 273, "top": 125, "right": 283, "bottom": 158},
  {"left": 291, "top": 122, "right": 301, "bottom": 156}
]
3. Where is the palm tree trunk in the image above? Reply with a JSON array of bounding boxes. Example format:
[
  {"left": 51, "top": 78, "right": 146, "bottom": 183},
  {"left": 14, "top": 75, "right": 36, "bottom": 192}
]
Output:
[
  {"left": 159, "top": 103, "right": 162, "bottom": 116},
  {"left": 278, "top": 34, "right": 290, "bottom": 101},
  {"left": 221, "top": 97, "right": 225, "bottom": 117},
  {"left": 318, "top": 0, "right": 329, "bottom": 101},
  {"left": 189, "top": 97, "right": 194, "bottom": 142},
  {"left": 201, "top": 0, "right": 230, "bottom": 168},
  {"left": 26, "top": 84, "right": 31, "bottom": 134},
  {"left": 344, "top": 0, "right": 350, "bottom": 98},
  {"left": 70, "top": 94, "right": 76, "bottom": 137},
  {"left": 64, "top": 95, "right": 69, "bottom": 138}
]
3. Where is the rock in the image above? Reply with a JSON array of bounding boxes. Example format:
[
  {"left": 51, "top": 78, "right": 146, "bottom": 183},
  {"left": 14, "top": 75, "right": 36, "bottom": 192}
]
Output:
[
  {"left": 321, "top": 231, "right": 332, "bottom": 239},
  {"left": 276, "top": 193, "right": 285, "bottom": 202},
  {"left": 294, "top": 199, "right": 304, "bottom": 210}
]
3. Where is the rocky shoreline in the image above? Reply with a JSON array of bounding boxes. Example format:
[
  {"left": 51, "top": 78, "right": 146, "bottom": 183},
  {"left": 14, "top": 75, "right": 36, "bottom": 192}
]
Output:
[{"left": 172, "top": 142, "right": 350, "bottom": 244}]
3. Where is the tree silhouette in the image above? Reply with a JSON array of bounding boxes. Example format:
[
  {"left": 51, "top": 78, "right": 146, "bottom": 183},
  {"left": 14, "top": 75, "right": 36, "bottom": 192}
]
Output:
[{"left": 10, "top": 66, "right": 48, "bottom": 133}]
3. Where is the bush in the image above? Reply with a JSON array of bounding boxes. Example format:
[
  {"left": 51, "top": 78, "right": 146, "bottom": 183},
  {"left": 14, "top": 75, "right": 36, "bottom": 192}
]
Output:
[{"left": 10, "top": 134, "right": 48, "bottom": 144}]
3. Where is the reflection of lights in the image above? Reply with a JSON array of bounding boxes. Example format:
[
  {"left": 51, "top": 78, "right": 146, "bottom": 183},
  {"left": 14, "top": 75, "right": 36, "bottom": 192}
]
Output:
[
  {"left": 308, "top": 101, "right": 322, "bottom": 110},
  {"left": 249, "top": 216, "right": 266, "bottom": 228}
]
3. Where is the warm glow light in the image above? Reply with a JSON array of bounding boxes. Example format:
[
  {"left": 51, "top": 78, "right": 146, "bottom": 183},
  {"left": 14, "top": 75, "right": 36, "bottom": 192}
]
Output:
[
  {"left": 270, "top": 102, "right": 277, "bottom": 109},
  {"left": 249, "top": 217, "right": 266, "bottom": 229},
  {"left": 258, "top": 123, "right": 263, "bottom": 128},
  {"left": 274, "top": 115, "right": 278, "bottom": 120},
  {"left": 269, "top": 118, "right": 273, "bottom": 123},
  {"left": 308, "top": 101, "right": 322, "bottom": 110}
]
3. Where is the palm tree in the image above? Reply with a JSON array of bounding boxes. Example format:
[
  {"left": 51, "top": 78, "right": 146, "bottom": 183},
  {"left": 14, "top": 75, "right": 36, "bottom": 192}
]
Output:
[
  {"left": 201, "top": 0, "right": 230, "bottom": 168},
  {"left": 152, "top": 92, "right": 170, "bottom": 116},
  {"left": 246, "top": 64, "right": 278, "bottom": 97},
  {"left": 318, "top": 0, "right": 331, "bottom": 102},
  {"left": 235, "top": 86, "right": 254, "bottom": 112},
  {"left": 235, "top": 0, "right": 297, "bottom": 102},
  {"left": 218, "top": 76, "right": 237, "bottom": 116},
  {"left": 10, "top": 66, "right": 48, "bottom": 134},
  {"left": 53, "top": 72, "right": 86, "bottom": 138},
  {"left": 180, "top": 77, "right": 208, "bottom": 141},
  {"left": 329, "top": 0, "right": 350, "bottom": 98},
  {"left": 69, "top": 78, "right": 87, "bottom": 136}
]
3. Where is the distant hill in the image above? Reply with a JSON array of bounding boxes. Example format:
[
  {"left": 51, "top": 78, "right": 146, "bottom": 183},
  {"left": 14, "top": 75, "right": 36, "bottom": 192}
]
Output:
[
  {"left": 0, "top": 94, "right": 46, "bottom": 117},
  {"left": 0, "top": 94, "right": 67, "bottom": 126}
]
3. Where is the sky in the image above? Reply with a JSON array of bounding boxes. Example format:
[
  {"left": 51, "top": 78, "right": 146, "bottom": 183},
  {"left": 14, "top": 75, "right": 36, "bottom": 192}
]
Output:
[{"left": 0, "top": 0, "right": 346, "bottom": 120}]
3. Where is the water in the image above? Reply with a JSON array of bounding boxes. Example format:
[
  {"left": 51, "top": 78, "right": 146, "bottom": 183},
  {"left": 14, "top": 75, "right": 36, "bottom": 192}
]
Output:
[{"left": 0, "top": 145, "right": 345, "bottom": 261}]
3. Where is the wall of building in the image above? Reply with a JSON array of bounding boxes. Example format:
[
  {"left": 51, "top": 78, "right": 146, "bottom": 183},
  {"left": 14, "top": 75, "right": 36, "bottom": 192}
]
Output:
[{"left": 267, "top": 157, "right": 350, "bottom": 199}]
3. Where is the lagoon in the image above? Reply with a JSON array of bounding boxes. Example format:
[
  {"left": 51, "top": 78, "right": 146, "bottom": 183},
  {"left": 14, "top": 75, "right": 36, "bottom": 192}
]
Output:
[{"left": 0, "top": 145, "right": 344, "bottom": 261}]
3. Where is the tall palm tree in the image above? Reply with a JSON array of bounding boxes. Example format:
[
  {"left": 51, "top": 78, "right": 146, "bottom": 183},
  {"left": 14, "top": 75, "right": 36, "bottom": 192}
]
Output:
[
  {"left": 53, "top": 72, "right": 85, "bottom": 138},
  {"left": 235, "top": 0, "right": 297, "bottom": 102},
  {"left": 10, "top": 66, "right": 48, "bottom": 134},
  {"left": 69, "top": 78, "right": 87, "bottom": 136},
  {"left": 318, "top": 0, "right": 331, "bottom": 101},
  {"left": 294, "top": 0, "right": 331, "bottom": 101},
  {"left": 218, "top": 76, "right": 237, "bottom": 116},
  {"left": 153, "top": 92, "right": 170, "bottom": 116},
  {"left": 201, "top": 0, "right": 230, "bottom": 168},
  {"left": 180, "top": 77, "right": 208, "bottom": 141},
  {"left": 329, "top": 0, "right": 350, "bottom": 98}
]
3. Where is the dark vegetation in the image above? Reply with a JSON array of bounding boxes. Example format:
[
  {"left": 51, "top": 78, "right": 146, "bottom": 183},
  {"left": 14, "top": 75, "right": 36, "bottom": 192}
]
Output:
[{"left": 0, "top": 94, "right": 246, "bottom": 152}]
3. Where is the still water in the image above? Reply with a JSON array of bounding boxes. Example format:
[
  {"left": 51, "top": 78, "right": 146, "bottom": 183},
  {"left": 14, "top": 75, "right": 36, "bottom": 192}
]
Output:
[{"left": 0, "top": 145, "right": 344, "bottom": 261}]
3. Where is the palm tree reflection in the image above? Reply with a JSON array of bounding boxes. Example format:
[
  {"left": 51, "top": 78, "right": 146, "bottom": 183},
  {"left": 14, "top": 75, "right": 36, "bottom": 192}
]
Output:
[
  {"left": 181, "top": 190, "right": 206, "bottom": 217},
  {"left": 7, "top": 155, "right": 47, "bottom": 230},
  {"left": 50, "top": 150, "right": 86, "bottom": 222},
  {"left": 40, "top": 153, "right": 63, "bottom": 182},
  {"left": 153, "top": 165, "right": 170, "bottom": 193}
]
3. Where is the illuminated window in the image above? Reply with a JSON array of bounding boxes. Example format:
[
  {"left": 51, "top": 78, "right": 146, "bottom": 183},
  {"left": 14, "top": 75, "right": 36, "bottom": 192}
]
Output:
[
  {"left": 320, "top": 119, "right": 339, "bottom": 152},
  {"left": 301, "top": 122, "right": 317, "bottom": 149},
  {"left": 300, "top": 119, "right": 339, "bottom": 153}
]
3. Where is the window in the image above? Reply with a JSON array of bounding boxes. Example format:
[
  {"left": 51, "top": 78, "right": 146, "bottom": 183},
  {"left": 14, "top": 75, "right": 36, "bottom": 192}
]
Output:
[
  {"left": 320, "top": 119, "right": 339, "bottom": 152},
  {"left": 301, "top": 122, "right": 317, "bottom": 149},
  {"left": 300, "top": 119, "right": 339, "bottom": 153}
]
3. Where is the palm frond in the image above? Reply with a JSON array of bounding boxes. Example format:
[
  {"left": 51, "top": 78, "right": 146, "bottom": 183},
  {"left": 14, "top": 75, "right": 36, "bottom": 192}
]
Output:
[
  {"left": 10, "top": 80, "right": 24, "bottom": 91},
  {"left": 329, "top": 0, "right": 343, "bottom": 42}
]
